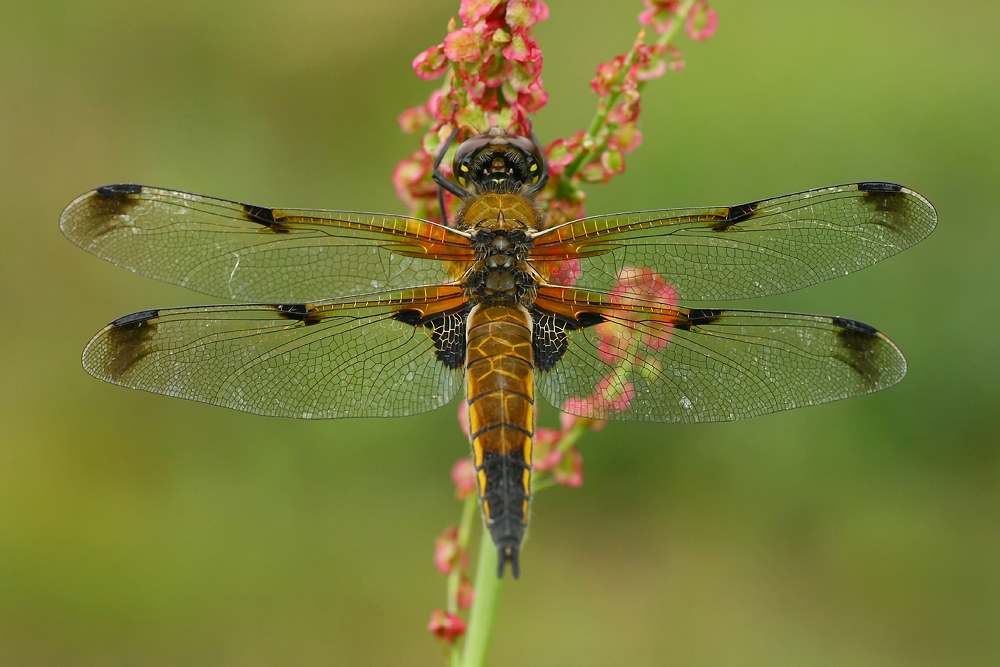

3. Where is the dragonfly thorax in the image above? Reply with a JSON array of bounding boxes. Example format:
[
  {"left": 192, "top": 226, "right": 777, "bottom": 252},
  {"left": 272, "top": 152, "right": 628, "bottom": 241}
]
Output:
[{"left": 464, "top": 223, "right": 537, "bottom": 306}]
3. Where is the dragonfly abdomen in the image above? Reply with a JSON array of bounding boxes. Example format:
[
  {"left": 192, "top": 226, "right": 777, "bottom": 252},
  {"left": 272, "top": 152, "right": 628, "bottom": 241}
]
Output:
[{"left": 465, "top": 304, "right": 534, "bottom": 578}]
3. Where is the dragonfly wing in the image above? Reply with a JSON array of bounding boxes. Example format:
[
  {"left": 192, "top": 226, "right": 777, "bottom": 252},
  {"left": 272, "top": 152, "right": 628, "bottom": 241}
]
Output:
[
  {"left": 82, "top": 286, "right": 468, "bottom": 419},
  {"left": 61, "top": 185, "right": 474, "bottom": 303},
  {"left": 532, "top": 286, "right": 906, "bottom": 423},
  {"left": 530, "top": 183, "right": 936, "bottom": 300}
]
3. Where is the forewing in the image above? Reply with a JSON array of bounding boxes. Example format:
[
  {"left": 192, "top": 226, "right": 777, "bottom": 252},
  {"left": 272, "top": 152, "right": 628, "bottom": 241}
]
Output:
[
  {"left": 530, "top": 183, "right": 936, "bottom": 300},
  {"left": 533, "top": 287, "right": 906, "bottom": 423},
  {"left": 61, "top": 185, "right": 474, "bottom": 302},
  {"left": 81, "top": 286, "right": 467, "bottom": 418}
]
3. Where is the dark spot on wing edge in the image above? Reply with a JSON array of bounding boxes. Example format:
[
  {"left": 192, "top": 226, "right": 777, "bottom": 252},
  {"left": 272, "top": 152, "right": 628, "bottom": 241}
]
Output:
[
  {"left": 857, "top": 182, "right": 903, "bottom": 193},
  {"left": 712, "top": 200, "right": 760, "bottom": 231},
  {"left": 103, "top": 310, "right": 160, "bottom": 380},
  {"left": 96, "top": 184, "right": 143, "bottom": 196},
  {"left": 675, "top": 307, "right": 724, "bottom": 332},
  {"left": 276, "top": 303, "right": 322, "bottom": 325},
  {"left": 832, "top": 317, "right": 881, "bottom": 384},
  {"left": 112, "top": 309, "right": 159, "bottom": 327},
  {"left": 242, "top": 203, "right": 289, "bottom": 232}
]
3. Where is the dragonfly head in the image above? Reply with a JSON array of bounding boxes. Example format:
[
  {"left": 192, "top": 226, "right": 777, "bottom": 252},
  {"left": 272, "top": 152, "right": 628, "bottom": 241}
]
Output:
[{"left": 453, "top": 127, "right": 544, "bottom": 194}]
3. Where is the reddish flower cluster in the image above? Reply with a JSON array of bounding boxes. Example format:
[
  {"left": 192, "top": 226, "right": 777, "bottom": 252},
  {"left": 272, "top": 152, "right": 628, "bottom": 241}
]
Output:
[
  {"left": 396, "top": 0, "right": 550, "bottom": 223},
  {"left": 428, "top": 609, "right": 467, "bottom": 643}
]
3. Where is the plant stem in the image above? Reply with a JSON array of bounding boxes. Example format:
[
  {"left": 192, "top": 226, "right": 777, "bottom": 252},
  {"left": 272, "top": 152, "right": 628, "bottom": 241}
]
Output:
[
  {"left": 460, "top": 528, "right": 503, "bottom": 667},
  {"left": 562, "top": 0, "right": 697, "bottom": 180},
  {"left": 448, "top": 494, "right": 478, "bottom": 667}
]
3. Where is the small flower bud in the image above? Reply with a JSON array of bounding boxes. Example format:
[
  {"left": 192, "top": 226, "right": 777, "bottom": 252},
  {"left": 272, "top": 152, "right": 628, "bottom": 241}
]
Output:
[
  {"left": 434, "top": 526, "right": 460, "bottom": 574},
  {"left": 457, "top": 577, "right": 475, "bottom": 609},
  {"left": 428, "top": 609, "right": 467, "bottom": 643},
  {"left": 553, "top": 445, "right": 583, "bottom": 487},
  {"left": 451, "top": 457, "right": 477, "bottom": 499}
]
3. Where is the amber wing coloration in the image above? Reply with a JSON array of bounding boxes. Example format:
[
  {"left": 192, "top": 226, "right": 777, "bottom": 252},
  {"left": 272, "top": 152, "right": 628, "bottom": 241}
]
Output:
[
  {"left": 82, "top": 286, "right": 466, "bottom": 419},
  {"left": 533, "top": 286, "right": 906, "bottom": 423},
  {"left": 60, "top": 185, "right": 474, "bottom": 303},
  {"left": 530, "top": 183, "right": 936, "bottom": 300}
]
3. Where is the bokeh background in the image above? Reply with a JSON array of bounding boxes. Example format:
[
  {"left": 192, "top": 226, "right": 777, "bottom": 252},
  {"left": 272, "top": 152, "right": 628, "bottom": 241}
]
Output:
[{"left": 2, "top": 1, "right": 998, "bottom": 665}]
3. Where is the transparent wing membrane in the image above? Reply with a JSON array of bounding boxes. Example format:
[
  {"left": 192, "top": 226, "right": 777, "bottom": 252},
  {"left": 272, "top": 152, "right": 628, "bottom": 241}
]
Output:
[
  {"left": 81, "top": 287, "right": 466, "bottom": 419},
  {"left": 530, "top": 183, "right": 936, "bottom": 301},
  {"left": 61, "top": 185, "right": 474, "bottom": 303},
  {"left": 534, "top": 287, "right": 906, "bottom": 423}
]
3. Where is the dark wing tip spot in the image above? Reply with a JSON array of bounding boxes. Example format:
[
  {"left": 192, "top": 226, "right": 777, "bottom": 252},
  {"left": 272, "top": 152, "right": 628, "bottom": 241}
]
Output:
[
  {"left": 96, "top": 184, "right": 143, "bottom": 196},
  {"left": 111, "top": 309, "right": 159, "bottom": 327},
  {"left": 858, "top": 181, "right": 904, "bottom": 193},
  {"left": 832, "top": 316, "right": 878, "bottom": 336}
]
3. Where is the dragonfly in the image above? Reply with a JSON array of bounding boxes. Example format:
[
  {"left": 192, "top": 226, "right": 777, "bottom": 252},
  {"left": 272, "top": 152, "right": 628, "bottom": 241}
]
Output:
[{"left": 61, "top": 127, "right": 936, "bottom": 577}]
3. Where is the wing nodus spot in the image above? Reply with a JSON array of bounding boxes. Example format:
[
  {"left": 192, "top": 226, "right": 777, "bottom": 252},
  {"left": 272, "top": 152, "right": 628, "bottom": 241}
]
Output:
[
  {"left": 242, "top": 204, "right": 289, "bottom": 232},
  {"left": 675, "top": 307, "right": 724, "bottom": 331},
  {"left": 276, "top": 303, "right": 322, "bottom": 326},
  {"left": 713, "top": 200, "right": 760, "bottom": 231}
]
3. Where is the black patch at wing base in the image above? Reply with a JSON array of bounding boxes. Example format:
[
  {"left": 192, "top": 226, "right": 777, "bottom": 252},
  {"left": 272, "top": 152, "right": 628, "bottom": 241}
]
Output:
[
  {"left": 392, "top": 307, "right": 469, "bottom": 370},
  {"left": 103, "top": 312, "right": 159, "bottom": 380},
  {"left": 831, "top": 317, "right": 882, "bottom": 384},
  {"left": 532, "top": 309, "right": 605, "bottom": 372}
]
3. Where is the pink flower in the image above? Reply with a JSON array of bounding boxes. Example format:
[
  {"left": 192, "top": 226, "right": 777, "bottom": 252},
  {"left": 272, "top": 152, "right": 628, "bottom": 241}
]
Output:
[
  {"left": 397, "top": 104, "right": 432, "bottom": 134},
  {"left": 445, "top": 26, "right": 483, "bottom": 62},
  {"left": 610, "top": 122, "right": 643, "bottom": 152},
  {"left": 392, "top": 151, "right": 434, "bottom": 208},
  {"left": 434, "top": 526, "right": 460, "bottom": 574},
  {"left": 686, "top": 2, "right": 718, "bottom": 41},
  {"left": 638, "top": 0, "right": 681, "bottom": 34},
  {"left": 428, "top": 609, "right": 467, "bottom": 643},
  {"left": 457, "top": 577, "right": 475, "bottom": 609},
  {"left": 460, "top": 0, "right": 502, "bottom": 24},
  {"left": 457, "top": 400, "right": 470, "bottom": 438},
  {"left": 451, "top": 457, "right": 477, "bottom": 499},
  {"left": 412, "top": 43, "right": 448, "bottom": 80},
  {"left": 596, "top": 375, "right": 635, "bottom": 413},
  {"left": 553, "top": 446, "right": 583, "bottom": 487},
  {"left": 547, "top": 258, "right": 581, "bottom": 286},
  {"left": 590, "top": 56, "right": 625, "bottom": 96}
]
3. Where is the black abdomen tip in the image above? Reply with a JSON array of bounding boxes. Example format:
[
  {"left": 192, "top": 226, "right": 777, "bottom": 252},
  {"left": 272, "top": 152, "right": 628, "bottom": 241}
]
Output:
[{"left": 497, "top": 544, "right": 520, "bottom": 579}]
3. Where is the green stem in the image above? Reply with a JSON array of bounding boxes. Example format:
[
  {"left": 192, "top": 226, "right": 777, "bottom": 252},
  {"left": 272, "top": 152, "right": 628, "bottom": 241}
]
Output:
[
  {"left": 562, "top": 0, "right": 697, "bottom": 180},
  {"left": 448, "top": 493, "right": 479, "bottom": 667},
  {"left": 460, "top": 528, "right": 503, "bottom": 667}
]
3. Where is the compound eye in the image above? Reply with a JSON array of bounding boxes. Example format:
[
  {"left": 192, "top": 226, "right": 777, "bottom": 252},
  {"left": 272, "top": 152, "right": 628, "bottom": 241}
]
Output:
[
  {"left": 508, "top": 135, "right": 542, "bottom": 162},
  {"left": 452, "top": 134, "right": 491, "bottom": 175}
]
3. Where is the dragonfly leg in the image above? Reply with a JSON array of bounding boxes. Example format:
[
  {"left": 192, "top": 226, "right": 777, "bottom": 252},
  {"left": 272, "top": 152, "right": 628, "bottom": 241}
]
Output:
[{"left": 432, "top": 126, "right": 465, "bottom": 226}]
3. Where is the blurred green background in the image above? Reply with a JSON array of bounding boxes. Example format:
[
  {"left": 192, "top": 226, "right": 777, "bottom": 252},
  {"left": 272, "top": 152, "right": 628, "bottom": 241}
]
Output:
[{"left": 2, "top": 1, "right": 998, "bottom": 665}]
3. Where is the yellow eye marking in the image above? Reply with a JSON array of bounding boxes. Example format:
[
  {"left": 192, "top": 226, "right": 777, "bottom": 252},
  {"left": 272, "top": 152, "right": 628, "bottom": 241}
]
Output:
[
  {"left": 460, "top": 164, "right": 469, "bottom": 172},
  {"left": 530, "top": 163, "right": 538, "bottom": 171},
  {"left": 459, "top": 176, "right": 466, "bottom": 186}
]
